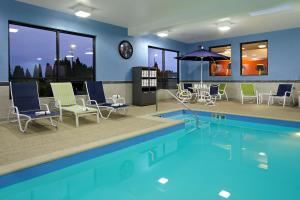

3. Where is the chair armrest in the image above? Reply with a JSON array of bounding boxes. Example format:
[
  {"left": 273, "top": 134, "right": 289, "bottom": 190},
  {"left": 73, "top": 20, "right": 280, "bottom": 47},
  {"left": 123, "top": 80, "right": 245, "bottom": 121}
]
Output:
[
  {"left": 40, "top": 104, "right": 50, "bottom": 112},
  {"left": 285, "top": 91, "right": 292, "bottom": 96},
  {"left": 11, "top": 106, "right": 19, "bottom": 114},
  {"left": 86, "top": 99, "right": 98, "bottom": 106},
  {"left": 55, "top": 100, "right": 62, "bottom": 109},
  {"left": 79, "top": 98, "right": 86, "bottom": 107}
]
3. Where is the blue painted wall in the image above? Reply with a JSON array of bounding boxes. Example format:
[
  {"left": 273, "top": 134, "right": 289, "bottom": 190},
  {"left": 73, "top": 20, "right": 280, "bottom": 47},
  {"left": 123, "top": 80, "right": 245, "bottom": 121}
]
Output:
[
  {"left": 181, "top": 28, "right": 300, "bottom": 81},
  {"left": 1, "top": 0, "right": 299, "bottom": 83},
  {"left": 0, "top": 0, "right": 189, "bottom": 82}
]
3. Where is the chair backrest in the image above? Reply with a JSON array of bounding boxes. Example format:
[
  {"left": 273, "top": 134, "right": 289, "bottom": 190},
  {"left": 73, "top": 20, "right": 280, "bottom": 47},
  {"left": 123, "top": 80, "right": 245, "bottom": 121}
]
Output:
[
  {"left": 177, "top": 84, "right": 183, "bottom": 92},
  {"left": 50, "top": 82, "right": 76, "bottom": 106},
  {"left": 241, "top": 83, "right": 255, "bottom": 96},
  {"left": 10, "top": 82, "right": 40, "bottom": 112},
  {"left": 219, "top": 83, "right": 226, "bottom": 92},
  {"left": 183, "top": 83, "right": 193, "bottom": 92},
  {"left": 194, "top": 83, "right": 200, "bottom": 89},
  {"left": 276, "top": 84, "right": 293, "bottom": 97},
  {"left": 86, "top": 81, "right": 106, "bottom": 104},
  {"left": 210, "top": 84, "right": 219, "bottom": 96}
]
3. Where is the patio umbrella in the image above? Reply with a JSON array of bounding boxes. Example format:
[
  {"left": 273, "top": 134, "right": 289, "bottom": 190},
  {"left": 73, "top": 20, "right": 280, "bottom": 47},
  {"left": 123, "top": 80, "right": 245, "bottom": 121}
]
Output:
[{"left": 176, "top": 46, "right": 230, "bottom": 86}]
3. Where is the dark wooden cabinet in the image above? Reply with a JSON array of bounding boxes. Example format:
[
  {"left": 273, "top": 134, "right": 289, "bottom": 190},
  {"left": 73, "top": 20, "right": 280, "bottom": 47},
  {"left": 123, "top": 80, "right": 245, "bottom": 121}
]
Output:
[{"left": 132, "top": 67, "right": 157, "bottom": 106}]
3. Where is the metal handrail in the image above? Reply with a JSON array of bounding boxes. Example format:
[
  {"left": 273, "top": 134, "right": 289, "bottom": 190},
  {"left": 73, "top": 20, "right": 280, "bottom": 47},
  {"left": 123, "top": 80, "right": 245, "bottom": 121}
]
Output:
[{"left": 156, "top": 89, "right": 199, "bottom": 127}]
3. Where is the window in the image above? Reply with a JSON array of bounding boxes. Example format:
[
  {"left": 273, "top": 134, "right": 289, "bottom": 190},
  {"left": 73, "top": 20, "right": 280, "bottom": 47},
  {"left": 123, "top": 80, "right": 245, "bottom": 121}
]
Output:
[
  {"left": 209, "top": 45, "right": 231, "bottom": 76},
  {"left": 9, "top": 22, "right": 95, "bottom": 96},
  {"left": 241, "top": 40, "right": 268, "bottom": 76},
  {"left": 148, "top": 46, "right": 179, "bottom": 89}
]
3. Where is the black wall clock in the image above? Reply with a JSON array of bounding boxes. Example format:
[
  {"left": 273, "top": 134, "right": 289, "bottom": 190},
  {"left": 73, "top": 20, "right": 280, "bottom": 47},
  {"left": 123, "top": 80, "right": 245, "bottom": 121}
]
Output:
[{"left": 119, "top": 40, "right": 133, "bottom": 59}]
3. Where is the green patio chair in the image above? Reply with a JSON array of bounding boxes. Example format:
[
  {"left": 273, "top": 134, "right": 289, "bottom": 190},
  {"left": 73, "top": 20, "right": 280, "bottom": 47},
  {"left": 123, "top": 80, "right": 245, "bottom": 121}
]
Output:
[
  {"left": 218, "top": 83, "right": 228, "bottom": 101},
  {"left": 240, "top": 83, "right": 258, "bottom": 104},
  {"left": 50, "top": 82, "right": 99, "bottom": 127}
]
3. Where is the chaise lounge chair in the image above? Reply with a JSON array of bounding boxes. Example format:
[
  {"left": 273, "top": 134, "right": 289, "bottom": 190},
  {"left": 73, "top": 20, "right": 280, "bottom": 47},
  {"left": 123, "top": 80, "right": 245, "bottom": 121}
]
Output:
[
  {"left": 241, "top": 83, "right": 258, "bottom": 104},
  {"left": 85, "top": 81, "right": 129, "bottom": 119},
  {"left": 50, "top": 82, "right": 99, "bottom": 127},
  {"left": 268, "top": 83, "right": 294, "bottom": 108},
  {"left": 9, "top": 82, "right": 59, "bottom": 133}
]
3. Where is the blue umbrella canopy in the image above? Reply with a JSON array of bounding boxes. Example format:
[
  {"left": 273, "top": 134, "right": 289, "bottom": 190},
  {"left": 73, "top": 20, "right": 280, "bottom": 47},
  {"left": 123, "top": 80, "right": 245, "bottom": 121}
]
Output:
[
  {"left": 176, "top": 46, "right": 230, "bottom": 61},
  {"left": 175, "top": 46, "right": 230, "bottom": 87}
]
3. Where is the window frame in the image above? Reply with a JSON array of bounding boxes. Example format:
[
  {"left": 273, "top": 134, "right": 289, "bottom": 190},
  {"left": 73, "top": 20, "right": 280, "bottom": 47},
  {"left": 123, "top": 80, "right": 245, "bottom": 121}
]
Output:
[
  {"left": 240, "top": 40, "right": 268, "bottom": 76},
  {"left": 209, "top": 44, "right": 232, "bottom": 77},
  {"left": 8, "top": 21, "right": 96, "bottom": 95},
  {"left": 148, "top": 45, "right": 179, "bottom": 89}
]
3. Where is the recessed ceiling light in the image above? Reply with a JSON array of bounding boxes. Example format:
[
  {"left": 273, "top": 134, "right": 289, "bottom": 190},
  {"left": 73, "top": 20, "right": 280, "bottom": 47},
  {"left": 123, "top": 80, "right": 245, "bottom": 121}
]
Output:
[
  {"left": 158, "top": 177, "right": 169, "bottom": 184},
  {"left": 9, "top": 28, "right": 19, "bottom": 33},
  {"left": 258, "top": 44, "right": 266, "bottom": 48},
  {"left": 66, "top": 55, "right": 74, "bottom": 58},
  {"left": 219, "top": 190, "right": 231, "bottom": 199},
  {"left": 157, "top": 31, "right": 168, "bottom": 38},
  {"left": 75, "top": 11, "right": 91, "bottom": 18},
  {"left": 85, "top": 51, "right": 93, "bottom": 55},
  {"left": 217, "top": 21, "right": 232, "bottom": 32},
  {"left": 73, "top": 4, "right": 92, "bottom": 18},
  {"left": 242, "top": 55, "right": 247, "bottom": 58},
  {"left": 250, "top": 4, "right": 291, "bottom": 17},
  {"left": 37, "top": 58, "right": 42, "bottom": 61}
]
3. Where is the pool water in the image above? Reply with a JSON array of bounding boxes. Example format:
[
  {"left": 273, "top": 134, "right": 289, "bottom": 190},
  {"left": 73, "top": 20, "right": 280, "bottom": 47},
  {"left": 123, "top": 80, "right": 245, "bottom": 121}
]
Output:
[{"left": 1, "top": 111, "right": 300, "bottom": 200}]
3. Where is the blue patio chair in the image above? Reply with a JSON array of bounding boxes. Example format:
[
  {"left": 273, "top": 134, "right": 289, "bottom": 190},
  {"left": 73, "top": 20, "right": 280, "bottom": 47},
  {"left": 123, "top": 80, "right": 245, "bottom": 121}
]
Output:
[
  {"left": 205, "top": 84, "right": 219, "bottom": 106},
  {"left": 85, "top": 81, "right": 129, "bottom": 119},
  {"left": 268, "top": 83, "right": 294, "bottom": 108},
  {"left": 9, "top": 82, "right": 59, "bottom": 133},
  {"left": 183, "top": 83, "right": 193, "bottom": 93}
]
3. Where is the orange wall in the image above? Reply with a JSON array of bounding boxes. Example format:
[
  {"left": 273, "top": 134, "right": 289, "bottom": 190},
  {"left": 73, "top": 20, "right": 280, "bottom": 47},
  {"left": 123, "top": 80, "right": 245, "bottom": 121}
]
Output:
[
  {"left": 210, "top": 60, "right": 231, "bottom": 76},
  {"left": 242, "top": 59, "right": 268, "bottom": 75}
]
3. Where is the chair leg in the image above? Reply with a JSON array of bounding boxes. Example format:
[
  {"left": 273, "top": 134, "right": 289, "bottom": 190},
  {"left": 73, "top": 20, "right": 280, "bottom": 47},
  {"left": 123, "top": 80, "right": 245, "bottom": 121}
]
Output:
[
  {"left": 17, "top": 115, "right": 31, "bottom": 133},
  {"left": 96, "top": 112, "right": 100, "bottom": 123},
  {"left": 75, "top": 114, "right": 79, "bottom": 127},
  {"left": 283, "top": 97, "right": 286, "bottom": 108},
  {"left": 268, "top": 96, "right": 271, "bottom": 106},
  {"left": 225, "top": 92, "right": 228, "bottom": 101},
  {"left": 49, "top": 117, "right": 58, "bottom": 129},
  {"left": 242, "top": 97, "right": 244, "bottom": 104},
  {"left": 59, "top": 109, "right": 63, "bottom": 122}
]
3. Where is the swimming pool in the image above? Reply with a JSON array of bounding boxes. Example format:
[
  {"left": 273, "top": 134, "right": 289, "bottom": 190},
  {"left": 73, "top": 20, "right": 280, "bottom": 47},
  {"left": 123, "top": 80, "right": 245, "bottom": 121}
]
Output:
[{"left": 1, "top": 110, "right": 300, "bottom": 200}]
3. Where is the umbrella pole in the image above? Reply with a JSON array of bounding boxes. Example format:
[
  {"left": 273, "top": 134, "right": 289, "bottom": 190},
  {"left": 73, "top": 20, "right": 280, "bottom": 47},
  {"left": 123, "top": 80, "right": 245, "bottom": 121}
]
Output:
[{"left": 200, "top": 57, "right": 203, "bottom": 87}]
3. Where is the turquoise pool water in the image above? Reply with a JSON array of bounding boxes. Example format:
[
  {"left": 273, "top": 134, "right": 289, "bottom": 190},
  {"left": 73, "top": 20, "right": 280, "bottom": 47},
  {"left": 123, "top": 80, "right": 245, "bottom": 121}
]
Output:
[{"left": 1, "top": 111, "right": 300, "bottom": 200}]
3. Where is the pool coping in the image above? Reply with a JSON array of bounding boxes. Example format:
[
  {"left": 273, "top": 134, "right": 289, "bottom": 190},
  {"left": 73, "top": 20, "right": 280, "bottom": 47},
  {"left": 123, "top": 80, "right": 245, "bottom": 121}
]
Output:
[
  {"left": 0, "top": 114, "right": 183, "bottom": 177},
  {"left": 158, "top": 109, "right": 300, "bottom": 128}
]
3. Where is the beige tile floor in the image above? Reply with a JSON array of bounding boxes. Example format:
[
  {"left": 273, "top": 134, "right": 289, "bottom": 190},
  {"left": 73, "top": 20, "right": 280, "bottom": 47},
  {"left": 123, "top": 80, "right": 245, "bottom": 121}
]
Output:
[{"left": 0, "top": 100, "right": 299, "bottom": 175}]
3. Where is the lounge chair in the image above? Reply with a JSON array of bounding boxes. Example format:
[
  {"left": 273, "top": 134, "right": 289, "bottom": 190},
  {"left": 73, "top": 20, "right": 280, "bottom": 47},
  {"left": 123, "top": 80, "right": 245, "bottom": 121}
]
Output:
[
  {"left": 85, "top": 81, "right": 129, "bottom": 119},
  {"left": 9, "top": 82, "right": 59, "bottom": 133},
  {"left": 50, "top": 82, "right": 99, "bottom": 127},
  {"left": 268, "top": 84, "right": 294, "bottom": 108},
  {"left": 205, "top": 84, "right": 219, "bottom": 106},
  {"left": 176, "top": 84, "right": 192, "bottom": 103},
  {"left": 218, "top": 83, "right": 228, "bottom": 101},
  {"left": 240, "top": 83, "right": 258, "bottom": 104}
]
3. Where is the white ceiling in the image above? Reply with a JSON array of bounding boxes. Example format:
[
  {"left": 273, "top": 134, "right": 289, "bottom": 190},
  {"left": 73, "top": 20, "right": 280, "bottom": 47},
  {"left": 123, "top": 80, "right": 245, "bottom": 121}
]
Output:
[{"left": 17, "top": 0, "right": 300, "bottom": 43}]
